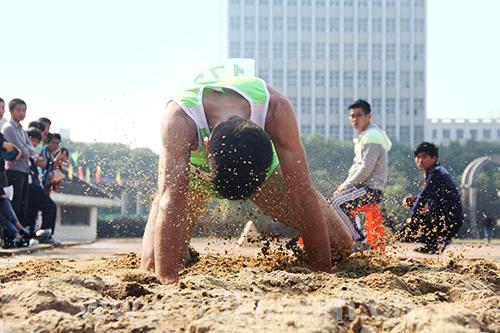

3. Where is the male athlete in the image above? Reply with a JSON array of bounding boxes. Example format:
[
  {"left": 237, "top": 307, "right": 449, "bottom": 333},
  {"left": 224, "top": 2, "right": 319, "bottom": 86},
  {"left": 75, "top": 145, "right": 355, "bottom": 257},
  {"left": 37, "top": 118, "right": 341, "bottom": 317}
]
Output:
[{"left": 141, "top": 76, "right": 353, "bottom": 282}]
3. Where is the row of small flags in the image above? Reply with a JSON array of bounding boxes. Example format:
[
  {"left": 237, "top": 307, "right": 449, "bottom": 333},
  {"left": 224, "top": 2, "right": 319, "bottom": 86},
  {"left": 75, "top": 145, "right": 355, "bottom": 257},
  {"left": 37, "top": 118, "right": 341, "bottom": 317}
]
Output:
[{"left": 67, "top": 151, "right": 122, "bottom": 185}]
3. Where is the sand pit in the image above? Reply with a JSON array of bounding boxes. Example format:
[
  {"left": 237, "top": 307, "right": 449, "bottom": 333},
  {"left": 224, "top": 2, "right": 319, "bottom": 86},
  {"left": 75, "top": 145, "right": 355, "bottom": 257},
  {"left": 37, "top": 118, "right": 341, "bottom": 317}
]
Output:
[{"left": 0, "top": 241, "right": 499, "bottom": 333}]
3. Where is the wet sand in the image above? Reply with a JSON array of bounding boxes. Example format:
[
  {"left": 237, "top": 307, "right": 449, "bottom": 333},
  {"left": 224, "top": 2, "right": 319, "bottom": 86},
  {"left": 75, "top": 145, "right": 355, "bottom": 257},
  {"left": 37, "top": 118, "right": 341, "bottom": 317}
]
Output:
[{"left": 0, "top": 238, "right": 498, "bottom": 332}]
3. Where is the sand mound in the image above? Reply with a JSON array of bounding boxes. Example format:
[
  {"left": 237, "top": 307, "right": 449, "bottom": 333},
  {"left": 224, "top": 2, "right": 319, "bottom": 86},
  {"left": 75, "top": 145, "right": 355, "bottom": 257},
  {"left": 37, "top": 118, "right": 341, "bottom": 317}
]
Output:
[{"left": 0, "top": 250, "right": 499, "bottom": 332}]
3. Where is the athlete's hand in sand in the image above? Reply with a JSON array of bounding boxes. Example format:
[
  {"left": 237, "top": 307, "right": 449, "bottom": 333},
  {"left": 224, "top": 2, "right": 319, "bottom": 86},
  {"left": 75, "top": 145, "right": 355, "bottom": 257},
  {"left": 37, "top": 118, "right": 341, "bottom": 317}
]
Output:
[{"left": 403, "top": 194, "right": 416, "bottom": 208}]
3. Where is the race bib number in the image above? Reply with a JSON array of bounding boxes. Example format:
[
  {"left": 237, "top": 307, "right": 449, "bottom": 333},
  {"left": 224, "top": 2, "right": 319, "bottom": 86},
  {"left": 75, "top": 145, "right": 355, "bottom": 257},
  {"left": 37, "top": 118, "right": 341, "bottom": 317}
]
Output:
[{"left": 193, "top": 58, "right": 255, "bottom": 83}]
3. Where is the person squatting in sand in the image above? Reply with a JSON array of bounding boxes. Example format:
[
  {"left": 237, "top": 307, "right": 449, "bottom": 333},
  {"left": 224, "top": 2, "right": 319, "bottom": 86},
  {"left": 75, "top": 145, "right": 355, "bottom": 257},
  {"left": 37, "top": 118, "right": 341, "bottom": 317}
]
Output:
[
  {"left": 397, "top": 142, "right": 464, "bottom": 254},
  {"left": 141, "top": 76, "right": 354, "bottom": 282}
]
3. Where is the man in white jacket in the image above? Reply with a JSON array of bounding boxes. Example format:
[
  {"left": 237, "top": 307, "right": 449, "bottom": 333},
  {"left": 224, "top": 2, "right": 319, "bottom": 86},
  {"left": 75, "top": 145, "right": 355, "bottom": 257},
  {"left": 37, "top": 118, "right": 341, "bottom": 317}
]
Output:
[{"left": 331, "top": 99, "right": 392, "bottom": 245}]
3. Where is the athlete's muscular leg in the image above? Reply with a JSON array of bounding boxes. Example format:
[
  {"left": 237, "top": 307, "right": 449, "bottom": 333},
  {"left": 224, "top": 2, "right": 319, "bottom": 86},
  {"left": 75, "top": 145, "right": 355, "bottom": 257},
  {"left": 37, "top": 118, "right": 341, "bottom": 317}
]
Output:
[{"left": 250, "top": 168, "right": 353, "bottom": 255}]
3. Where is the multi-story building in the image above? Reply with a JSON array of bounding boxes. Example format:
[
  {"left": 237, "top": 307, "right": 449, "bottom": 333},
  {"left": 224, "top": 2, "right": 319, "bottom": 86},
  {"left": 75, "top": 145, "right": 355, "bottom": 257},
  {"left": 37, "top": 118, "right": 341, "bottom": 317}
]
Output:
[
  {"left": 228, "top": 0, "right": 426, "bottom": 145},
  {"left": 426, "top": 118, "right": 500, "bottom": 145}
]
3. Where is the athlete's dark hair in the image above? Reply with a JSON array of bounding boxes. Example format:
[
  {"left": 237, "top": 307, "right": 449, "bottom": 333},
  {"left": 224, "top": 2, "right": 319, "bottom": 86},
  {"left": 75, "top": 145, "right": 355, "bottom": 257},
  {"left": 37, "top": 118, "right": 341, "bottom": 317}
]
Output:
[
  {"left": 0, "top": 97, "right": 4, "bottom": 104},
  {"left": 38, "top": 117, "right": 52, "bottom": 125},
  {"left": 414, "top": 142, "right": 438, "bottom": 158},
  {"left": 348, "top": 99, "right": 371, "bottom": 115},
  {"left": 8, "top": 98, "right": 26, "bottom": 112},
  {"left": 207, "top": 116, "right": 273, "bottom": 200},
  {"left": 28, "top": 120, "right": 46, "bottom": 133},
  {"left": 27, "top": 128, "right": 42, "bottom": 142}
]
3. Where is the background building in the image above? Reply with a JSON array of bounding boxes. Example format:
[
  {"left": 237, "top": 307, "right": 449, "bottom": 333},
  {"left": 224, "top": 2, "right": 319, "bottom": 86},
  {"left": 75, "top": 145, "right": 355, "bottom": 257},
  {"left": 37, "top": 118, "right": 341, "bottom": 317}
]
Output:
[
  {"left": 228, "top": 0, "right": 426, "bottom": 145},
  {"left": 426, "top": 118, "right": 500, "bottom": 145}
]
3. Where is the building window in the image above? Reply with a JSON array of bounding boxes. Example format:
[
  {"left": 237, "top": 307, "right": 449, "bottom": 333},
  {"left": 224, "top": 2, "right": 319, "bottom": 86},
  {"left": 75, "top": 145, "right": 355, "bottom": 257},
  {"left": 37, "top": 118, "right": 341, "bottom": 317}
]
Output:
[
  {"left": 231, "top": 0, "right": 240, "bottom": 5},
  {"left": 287, "top": 70, "right": 297, "bottom": 86},
  {"left": 329, "top": 70, "right": 339, "bottom": 87},
  {"left": 330, "top": 0, "right": 339, "bottom": 6},
  {"left": 415, "top": 0, "right": 425, "bottom": 7},
  {"left": 329, "top": 98, "right": 339, "bottom": 114},
  {"left": 288, "top": 17, "right": 298, "bottom": 31},
  {"left": 315, "top": 70, "right": 326, "bottom": 87},
  {"left": 260, "top": 17, "right": 269, "bottom": 30},
  {"left": 273, "top": 69, "right": 283, "bottom": 87},
  {"left": 316, "top": 42, "right": 326, "bottom": 59},
  {"left": 288, "top": 0, "right": 297, "bottom": 5},
  {"left": 401, "top": 0, "right": 410, "bottom": 7},
  {"left": 316, "top": 125, "right": 326, "bottom": 135},
  {"left": 401, "top": 71, "right": 410, "bottom": 88},
  {"left": 372, "top": 43, "right": 382, "bottom": 60},
  {"left": 358, "top": 18, "right": 368, "bottom": 33},
  {"left": 358, "top": 43, "right": 368, "bottom": 60},
  {"left": 273, "top": 0, "right": 283, "bottom": 5},
  {"left": 343, "top": 97, "right": 352, "bottom": 111},
  {"left": 372, "top": 98, "right": 381, "bottom": 116},
  {"left": 457, "top": 129, "right": 464, "bottom": 140},
  {"left": 358, "top": 0, "right": 367, "bottom": 7},
  {"left": 415, "top": 19, "right": 425, "bottom": 33},
  {"left": 372, "top": 18, "right": 382, "bottom": 33},
  {"left": 386, "top": 18, "right": 396, "bottom": 33},
  {"left": 344, "top": 43, "right": 354, "bottom": 60},
  {"left": 273, "top": 42, "right": 283, "bottom": 58},
  {"left": 484, "top": 129, "right": 491, "bottom": 140},
  {"left": 61, "top": 206, "right": 90, "bottom": 226},
  {"left": 330, "top": 18, "right": 340, "bottom": 32},
  {"left": 230, "top": 42, "right": 240, "bottom": 58},
  {"left": 230, "top": 17, "right": 240, "bottom": 30},
  {"left": 258, "top": 68, "right": 269, "bottom": 82},
  {"left": 414, "top": 98, "right": 425, "bottom": 115},
  {"left": 260, "top": 0, "right": 269, "bottom": 4},
  {"left": 386, "top": 44, "right": 396, "bottom": 60},
  {"left": 373, "top": 0, "right": 382, "bottom": 6},
  {"left": 386, "top": 71, "right": 396, "bottom": 87},
  {"left": 400, "top": 44, "right": 410, "bottom": 61},
  {"left": 372, "top": 71, "right": 382, "bottom": 87},
  {"left": 415, "top": 44, "right": 425, "bottom": 61},
  {"left": 274, "top": 17, "right": 283, "bottom": 31},
  {"left": 497, "top": 129, "right": 500, "bottom": 139},
  {"left": 316, "top": 0, "right": 326, "bottom": 6},
  {"left": 302, "top": 17, "right": 312, "bottom": 31},
  {"left": 344, "top": 18, "right": 354, "bottom": 33},
  {"left": 244, "top": 17, "right": 255, "bottom": 30},
  {"left": 301, "top": 70, "right": 312, "bottom": 86},
  {"left": 287, "top": 42, "right": 297, "bottom": 59},
  {"left": 443, "top": 129, "right": 450, "bottom": 139},
  {"left": 301, "top": 97, "right": 312, "bottom": 113},
  {"left": 316, "top": 17, "right": 326, "bottom": 32},
  {"left": 400, "top": 18, "right": 410, "bottom": 33},
  {"left": 344, "top": 125, "right": 354, "bottom": 141},
  {"left": 400, "top": 98, "right": 410, "bottom": 115},
  {"left": 301, "top": 42, "right": 312, "bottom": 59},
  {"left": 386, "top": 126, "right": 396, "bottom": 139},
  {"left": 470, "top": 130, "right": 478, "bottom": 141},
  {"left": 386, "top": 98, "right": 396, "bottom": 114},
  {"left": 432, "top": 129, "right": 437, "bottom": 139},
  {"left": 414, "top": 71, "right": 425, "bottom": 87},
  {"left": 330, "top": 43, "right": 339, "bottom": 59},
  {"left": 316, "top": 97, "right": 326, "bottom": 114},
  {"left": 301, "top": 0, "right": 312, "bottom": 6},
  {"left": 344, "top": 0, "right": 353, "bottom": 7},
  {"left": 259, "top": 42, "right": 269, "bottom": 58},
  {"left": 400, "top": 126, "right": 410, "bottom": 143},
  {"left": 358, "top": 71, "right": 368, "bottom": 87},
  {"left": 301, "top": 124, "right": 311, "bottom": 134},
  {"left": 244, "top": 42, "right": 255, "bottom": 58},
  {"left": 330, "top": 126, "right": 340, "bottom": 140},
  {"left": 343, "top": 71, "right": 354, "bottom": 87}
]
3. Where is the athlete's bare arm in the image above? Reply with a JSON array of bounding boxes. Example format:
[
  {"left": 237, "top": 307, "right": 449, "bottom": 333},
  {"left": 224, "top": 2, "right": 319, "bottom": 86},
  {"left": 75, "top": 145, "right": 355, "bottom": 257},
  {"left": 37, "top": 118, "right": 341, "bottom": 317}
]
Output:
[
  {"left": 152, "top": 103, "right": 197, "bottom": 282},
  {"left": 265, "top": 87, "right": 332, "bottom": 272}
]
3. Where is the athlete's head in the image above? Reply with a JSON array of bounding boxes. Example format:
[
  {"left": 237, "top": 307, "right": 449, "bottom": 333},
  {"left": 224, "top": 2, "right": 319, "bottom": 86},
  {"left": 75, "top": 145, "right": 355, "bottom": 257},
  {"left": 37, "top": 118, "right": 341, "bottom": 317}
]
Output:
[
  {"left": 207, "top": 116, "right": 273, "bottom": 200},
  {"left": 413, "top": 142, "right": 438, "bottom": 171}
]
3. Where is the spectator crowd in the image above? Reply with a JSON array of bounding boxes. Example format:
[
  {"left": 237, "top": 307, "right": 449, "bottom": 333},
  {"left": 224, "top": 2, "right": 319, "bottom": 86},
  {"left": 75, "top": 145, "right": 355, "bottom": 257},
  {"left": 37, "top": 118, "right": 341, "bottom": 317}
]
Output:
[{"left": 0, "top": 97, "right": 69, "bottom": 249}]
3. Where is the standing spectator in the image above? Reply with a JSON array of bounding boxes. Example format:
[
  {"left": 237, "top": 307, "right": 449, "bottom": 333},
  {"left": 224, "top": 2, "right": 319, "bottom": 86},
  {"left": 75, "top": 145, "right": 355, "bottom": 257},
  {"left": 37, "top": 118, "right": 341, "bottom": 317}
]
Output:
[
  {"left": 26, "top": 128, "right": 59, "bottom": 245},
  {"left": 330, "top": 99, "right": 392, "bottom": 247},
  {"left": 0, "top": 97, "right": 7, "bottom": 130},
  {"left": 480, "top": 212, "right": 494, "bottom": 243},
  {"left": 1, "top": 99, "right": 39, "bottom": 226},
  {"left": 38, "top": 117, "right": 51, "bottom": 145},
  {"left": 398, "top": 142, "right": 464, "bottom": 253}
]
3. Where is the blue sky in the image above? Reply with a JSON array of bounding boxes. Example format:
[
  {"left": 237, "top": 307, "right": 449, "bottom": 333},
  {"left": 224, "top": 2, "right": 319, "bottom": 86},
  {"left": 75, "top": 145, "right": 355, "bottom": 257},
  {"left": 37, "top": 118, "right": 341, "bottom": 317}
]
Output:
[{"left": 1, "top": 0, "right": 499, "bottom": 152}]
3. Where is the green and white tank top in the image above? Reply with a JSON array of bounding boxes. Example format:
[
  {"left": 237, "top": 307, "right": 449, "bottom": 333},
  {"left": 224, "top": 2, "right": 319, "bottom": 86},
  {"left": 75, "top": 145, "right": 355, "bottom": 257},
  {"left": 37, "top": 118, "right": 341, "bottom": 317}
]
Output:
[{"left": 172, "top": 76, "right": 279, "bottom": 196}]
